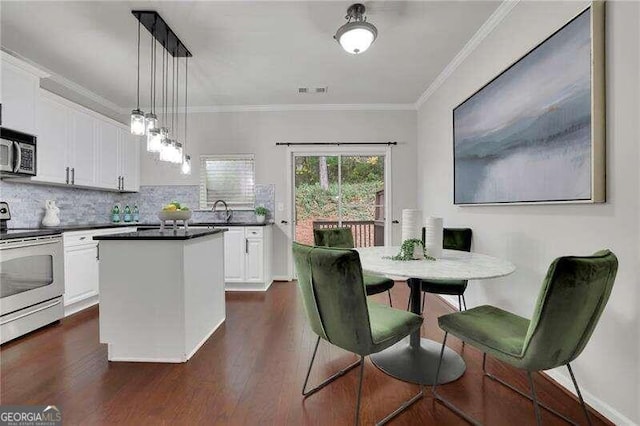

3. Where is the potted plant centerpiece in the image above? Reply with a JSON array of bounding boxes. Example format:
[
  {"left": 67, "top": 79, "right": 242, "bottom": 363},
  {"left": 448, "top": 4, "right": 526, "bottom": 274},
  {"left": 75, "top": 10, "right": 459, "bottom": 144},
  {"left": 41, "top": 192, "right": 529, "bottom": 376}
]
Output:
[{"left": 255, "top": 206, "right": 269, "bottom": 224}]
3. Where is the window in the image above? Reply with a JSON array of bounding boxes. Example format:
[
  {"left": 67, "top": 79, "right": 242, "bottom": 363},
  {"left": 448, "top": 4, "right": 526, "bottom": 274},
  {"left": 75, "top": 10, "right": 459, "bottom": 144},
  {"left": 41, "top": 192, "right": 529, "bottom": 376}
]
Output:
[{"left": 199, "top": 154, "right": 255, "bottom": 210}]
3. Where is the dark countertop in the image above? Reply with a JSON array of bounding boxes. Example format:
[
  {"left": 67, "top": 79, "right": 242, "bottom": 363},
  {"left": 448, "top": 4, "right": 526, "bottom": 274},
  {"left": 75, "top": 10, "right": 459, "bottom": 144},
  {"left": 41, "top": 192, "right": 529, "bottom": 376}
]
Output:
[
  {"left": 0, "top": 229, "right": 63, "bottom": 240},
  {"left": 8, "top": 222, "right": 273, "bottom": 233},
  {"left": 93, "top": 228, "right": 227, "bottom": 241}
]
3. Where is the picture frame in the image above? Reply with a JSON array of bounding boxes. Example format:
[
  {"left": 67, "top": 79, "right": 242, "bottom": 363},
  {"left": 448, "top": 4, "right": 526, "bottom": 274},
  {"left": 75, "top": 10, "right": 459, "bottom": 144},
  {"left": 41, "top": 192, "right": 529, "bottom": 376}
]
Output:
[{"left": 452, "top": 2, "right": 605, "bottom": 206}]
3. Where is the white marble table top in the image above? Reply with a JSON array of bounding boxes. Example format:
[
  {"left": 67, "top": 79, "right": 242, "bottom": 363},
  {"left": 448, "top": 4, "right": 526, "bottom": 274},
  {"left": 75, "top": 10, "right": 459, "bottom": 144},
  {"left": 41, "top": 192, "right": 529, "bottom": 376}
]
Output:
[{"left": 354, "top": 247, "right": 516, "bottom": 281}]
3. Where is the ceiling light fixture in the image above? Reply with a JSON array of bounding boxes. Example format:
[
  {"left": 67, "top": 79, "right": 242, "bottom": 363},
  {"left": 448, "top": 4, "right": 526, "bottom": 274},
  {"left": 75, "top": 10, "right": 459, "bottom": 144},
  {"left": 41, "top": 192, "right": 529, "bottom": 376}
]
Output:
[
  {"left": 130, "top": 19, "right": 145, "bottom": 135},
  {"left": 132, "top": 11, "right": 193, "bottom": 166},
  {"left": 334, "top": 3, "right": 377, "bottom": 55}
]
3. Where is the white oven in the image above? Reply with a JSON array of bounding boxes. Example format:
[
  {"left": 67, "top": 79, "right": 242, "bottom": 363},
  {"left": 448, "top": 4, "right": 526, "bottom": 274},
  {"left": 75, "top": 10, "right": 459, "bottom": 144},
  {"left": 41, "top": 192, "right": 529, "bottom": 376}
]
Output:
[{"left": 0, "top": 235, "right": 64, "bottom": 343}]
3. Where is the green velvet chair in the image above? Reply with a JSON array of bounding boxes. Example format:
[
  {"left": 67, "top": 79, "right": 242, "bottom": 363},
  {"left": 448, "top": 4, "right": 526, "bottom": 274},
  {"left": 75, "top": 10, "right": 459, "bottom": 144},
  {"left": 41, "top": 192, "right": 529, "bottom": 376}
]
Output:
[
  {"left": 314, "top": 227, "right": 396, "bottom": 306},
  {"left": 292, "top": 242, "right": 424, "bottom": 425},
  {"left": 432, "top": 250, "right": 618, "bottom": 426},
  {"left": 407, "top": 228, "right": 472, "bottom": 313}
]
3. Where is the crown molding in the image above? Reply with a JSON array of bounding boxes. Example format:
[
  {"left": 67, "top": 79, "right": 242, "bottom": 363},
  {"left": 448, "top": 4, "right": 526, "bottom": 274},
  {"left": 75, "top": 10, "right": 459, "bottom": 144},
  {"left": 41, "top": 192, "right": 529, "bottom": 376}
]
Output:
[
  {"left": 135, "top": 103, "right": 417, "bottom": 113},
  {"left": 414, "top": 0, "right": 520, "bottom": 109},
  {"left": 1, "top": 50, "right": 50, "bottom": 78}
]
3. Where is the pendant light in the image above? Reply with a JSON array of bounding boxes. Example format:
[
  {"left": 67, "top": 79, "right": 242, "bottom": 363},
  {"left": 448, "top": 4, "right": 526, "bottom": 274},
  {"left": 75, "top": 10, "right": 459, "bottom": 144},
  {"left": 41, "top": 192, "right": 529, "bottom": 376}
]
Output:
[
  {"left": 147, "top": 33, "right": 162, "bottom": 153},
  {"left": 144, "top": 19, "right": 158, "bottom": 135},
  {"left": 181, "top": 56, "right": 191, "bottom": 174},
  {"left": 334, "top": 4, "right": 378, "bottom": 55},
  {"left": 130, "top": 20, "right": 145, "bottom": 135}
]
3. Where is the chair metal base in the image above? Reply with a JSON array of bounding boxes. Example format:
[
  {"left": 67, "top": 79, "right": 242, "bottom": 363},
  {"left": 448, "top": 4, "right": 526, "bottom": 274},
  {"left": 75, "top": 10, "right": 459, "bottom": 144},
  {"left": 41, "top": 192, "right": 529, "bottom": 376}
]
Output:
[
  {"left": 371, "top": 337, "right": 466, "bottom": 385},
  {"left": 432, "top": 334, "right": 593, "bottom": 426},
  {"left": 302, "top": 336, "right": 424, "bottom": 425}
]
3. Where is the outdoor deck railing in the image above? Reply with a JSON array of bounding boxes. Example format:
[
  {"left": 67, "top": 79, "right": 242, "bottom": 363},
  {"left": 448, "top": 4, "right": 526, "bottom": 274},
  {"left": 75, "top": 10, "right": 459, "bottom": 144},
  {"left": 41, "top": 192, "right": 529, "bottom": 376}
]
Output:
[{"left": 312, "top": 220, "right": 384, "bottom": 247}]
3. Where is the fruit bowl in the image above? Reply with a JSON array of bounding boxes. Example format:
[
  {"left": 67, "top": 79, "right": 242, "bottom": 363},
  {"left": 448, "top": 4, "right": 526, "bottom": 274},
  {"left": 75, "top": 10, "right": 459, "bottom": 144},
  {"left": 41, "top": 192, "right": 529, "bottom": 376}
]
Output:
[{"left": 158, "top": 210, "right": 192, "bottom": 221}]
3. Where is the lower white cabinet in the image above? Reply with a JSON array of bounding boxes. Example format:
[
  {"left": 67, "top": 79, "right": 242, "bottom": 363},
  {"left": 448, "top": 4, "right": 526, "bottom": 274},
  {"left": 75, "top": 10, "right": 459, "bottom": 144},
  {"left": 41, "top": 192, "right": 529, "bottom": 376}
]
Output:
[
  {"left": 193, "top": 225, "right": 272, "bottom": 291},
  {"left": 63, "top": 227, "right": 136, "bottom": 316}
]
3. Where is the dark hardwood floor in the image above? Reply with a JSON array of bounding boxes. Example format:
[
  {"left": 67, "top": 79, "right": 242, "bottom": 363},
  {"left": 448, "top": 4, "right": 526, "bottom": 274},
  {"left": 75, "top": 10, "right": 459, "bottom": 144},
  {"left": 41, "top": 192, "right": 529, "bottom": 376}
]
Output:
[{"left": 1, "top": 282, "right": 612, "bottom": 425}]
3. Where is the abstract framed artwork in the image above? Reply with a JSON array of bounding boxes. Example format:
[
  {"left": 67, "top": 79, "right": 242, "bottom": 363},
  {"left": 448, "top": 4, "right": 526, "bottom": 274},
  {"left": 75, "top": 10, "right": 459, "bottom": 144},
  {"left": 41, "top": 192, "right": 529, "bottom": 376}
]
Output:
[{"left": 453, "top": 3, "right": 605, "bottom": 205}]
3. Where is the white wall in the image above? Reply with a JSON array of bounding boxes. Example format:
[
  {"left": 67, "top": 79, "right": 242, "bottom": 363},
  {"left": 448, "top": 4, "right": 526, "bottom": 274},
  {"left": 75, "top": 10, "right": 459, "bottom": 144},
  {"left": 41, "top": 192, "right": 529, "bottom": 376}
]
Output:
[
  {"left": 416, "top": 1, "right": 639, "bottom": 424},
  {"left": 141, "top": 109, "right": 417, "bottom": 278}
]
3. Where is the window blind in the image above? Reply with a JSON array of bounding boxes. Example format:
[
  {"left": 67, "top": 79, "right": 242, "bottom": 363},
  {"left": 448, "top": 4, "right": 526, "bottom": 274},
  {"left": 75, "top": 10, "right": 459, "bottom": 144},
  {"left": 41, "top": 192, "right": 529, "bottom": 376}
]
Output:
[{"left": 200, "top": 155, "right": 255, "bottom": 209}]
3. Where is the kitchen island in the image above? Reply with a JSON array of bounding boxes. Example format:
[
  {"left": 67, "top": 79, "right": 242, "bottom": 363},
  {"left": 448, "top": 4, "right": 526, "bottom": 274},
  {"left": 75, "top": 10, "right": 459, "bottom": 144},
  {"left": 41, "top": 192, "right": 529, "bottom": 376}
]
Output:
[{"left": 94, "top": 228, "right": 226, "bottom": 363}]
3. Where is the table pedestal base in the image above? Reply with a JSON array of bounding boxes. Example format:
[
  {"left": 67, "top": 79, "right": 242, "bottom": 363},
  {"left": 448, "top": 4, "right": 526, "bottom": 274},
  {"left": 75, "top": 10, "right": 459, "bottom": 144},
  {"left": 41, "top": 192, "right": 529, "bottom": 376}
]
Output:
[{"left": 370, "top": 337, "right": 465, "bottom": 385}]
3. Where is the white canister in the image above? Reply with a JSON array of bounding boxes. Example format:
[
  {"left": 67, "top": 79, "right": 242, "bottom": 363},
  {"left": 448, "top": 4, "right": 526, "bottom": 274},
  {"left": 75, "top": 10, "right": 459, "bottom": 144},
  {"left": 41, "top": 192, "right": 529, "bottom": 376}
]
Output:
[
  {"left": 42, "top": 200, "right": 61, "bottom": 227},
  {"left": 424, "top": 217, "right": 443, "bottom": 258},
  {"left": 401, "top": 209, "right": 423, "bottom": 242}
]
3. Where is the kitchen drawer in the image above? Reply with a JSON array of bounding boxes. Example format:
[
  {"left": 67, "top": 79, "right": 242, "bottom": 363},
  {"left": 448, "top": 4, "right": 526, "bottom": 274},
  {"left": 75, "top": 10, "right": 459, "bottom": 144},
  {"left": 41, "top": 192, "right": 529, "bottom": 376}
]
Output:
[
  {"left": 245, "top": 227, "right": 263, "bottom": 238},
  {"left": 64, "top": 231, "right": 96, "bottom": 247}
]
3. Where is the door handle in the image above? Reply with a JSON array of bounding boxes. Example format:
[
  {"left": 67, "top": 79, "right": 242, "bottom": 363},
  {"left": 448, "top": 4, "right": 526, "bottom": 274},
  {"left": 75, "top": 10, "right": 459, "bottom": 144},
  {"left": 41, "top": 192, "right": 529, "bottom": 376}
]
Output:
[
  {"left": 392, "top": 220, "right": 399, "bottom": 224},
  {"left": 280, "top": 220, "right": 288, "bottom": 224},
  {"left": 12, "top": 141, "right": 21, "bottom": 173},
  {"left": 65, "top": 167, "right": 70, "bottom": 184},
  {"left": 71, "top": 168, "right": 75, "bottom": 185}
]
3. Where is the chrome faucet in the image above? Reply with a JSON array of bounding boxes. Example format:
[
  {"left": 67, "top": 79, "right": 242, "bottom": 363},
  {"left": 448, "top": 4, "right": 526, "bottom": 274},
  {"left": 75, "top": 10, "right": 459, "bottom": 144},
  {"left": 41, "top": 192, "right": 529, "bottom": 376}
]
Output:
[{"left": 212, "top": 200, "right": 232, "bottom": 223}]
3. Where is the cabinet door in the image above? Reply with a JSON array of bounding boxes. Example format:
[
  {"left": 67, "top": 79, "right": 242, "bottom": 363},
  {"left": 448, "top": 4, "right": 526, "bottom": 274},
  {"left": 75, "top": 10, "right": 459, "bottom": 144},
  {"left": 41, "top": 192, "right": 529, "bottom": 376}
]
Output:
[
  {"left": 33, "top": 94, "right": 69, "bottom": 184},
  {"left": 64, "top": 244, "right": 99, "bottom": 306},
  {"left": 1, "top": 60, "right": 38, "bottom": 134},
  {"left": 69, "top": 109, "right": 97, "bottom": 187},
  {"left": 119, "top": 129, "right": 140, "bottom": 192},
  {"left": 96, "top": 120, "right": 119, "bottom": 189},
  {"left": 245, "top": 238, "right": 264, "bottom": 282},
  {"left": 224, "top": 228, "right": 246, "bottom": 282}
]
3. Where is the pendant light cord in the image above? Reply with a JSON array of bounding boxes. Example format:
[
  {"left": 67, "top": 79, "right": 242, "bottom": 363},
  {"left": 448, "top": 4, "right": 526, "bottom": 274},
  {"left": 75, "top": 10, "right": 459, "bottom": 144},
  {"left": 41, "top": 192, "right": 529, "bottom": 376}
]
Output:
[
  {"left": 184, "top": 56, "right": 188, "bottom": 152},
  {"left": 136, "top": 20, "right": 141, "bottom": 109},
  {"left": 152, "top": 31, "right": 156, "bottom": 115},
  {"left": 176, "top": 53, "right": 179, "bottom": 140},
  {"left": 149, "top": 19, "right": 154, "bottom": 113}
]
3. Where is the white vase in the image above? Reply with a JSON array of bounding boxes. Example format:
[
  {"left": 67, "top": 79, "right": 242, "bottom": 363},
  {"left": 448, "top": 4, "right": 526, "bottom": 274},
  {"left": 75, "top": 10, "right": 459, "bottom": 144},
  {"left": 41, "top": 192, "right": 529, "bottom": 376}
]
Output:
[
  {"left": 256, "top": 214, "right": 266, "bottom": 224},
  {"left": 412, "top": 244, "right": 424, "bottom": 260},
  {"left": 401, "top": 209, "right": 423, "bottom": 242},
  {"left": 42, "top": 200, "right": 61, "bottom": 227},
  {"left": 424, "top": 216, "right": 443, "bottom": 258}
]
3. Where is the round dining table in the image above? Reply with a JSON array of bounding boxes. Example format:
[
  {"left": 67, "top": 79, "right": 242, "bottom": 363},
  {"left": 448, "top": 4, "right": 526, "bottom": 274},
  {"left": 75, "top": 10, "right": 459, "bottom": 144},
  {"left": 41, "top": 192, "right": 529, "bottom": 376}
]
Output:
[{"left": 355, "top": 246, "right": 516, "bottom": 385}]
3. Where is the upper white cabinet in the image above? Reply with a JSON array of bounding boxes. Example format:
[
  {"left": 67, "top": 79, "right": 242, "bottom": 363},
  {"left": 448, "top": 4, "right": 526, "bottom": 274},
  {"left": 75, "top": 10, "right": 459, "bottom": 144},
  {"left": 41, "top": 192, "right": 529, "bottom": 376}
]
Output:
[
  {"left": 119, "top": 129, "right": 140, "bottom": 192},
  {"left": 1, "top": 52, "right": 48, "bottom": 135},
  {"left": 30, "top": 89, "right": 140, "bottom": 192}
]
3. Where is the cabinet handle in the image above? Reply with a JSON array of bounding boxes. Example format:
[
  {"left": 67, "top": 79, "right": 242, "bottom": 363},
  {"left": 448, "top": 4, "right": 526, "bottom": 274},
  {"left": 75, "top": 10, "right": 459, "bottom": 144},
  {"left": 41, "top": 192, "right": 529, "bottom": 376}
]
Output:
[
  {"left": 96, "top": 243, "right": 100, "bottom": 260},
  {"left": 245, "top": 238, "right": 248, "bottom": 254},
  {"left": 79, "top": 236, "right": 86, "bottom": 240},
  {"left": 65, "top": 167, "right": 70, "bottom": 184},
  {"left": 392, "top": 220, "right": 399, "bottom": 224},
  {"left": 280, "top": 220, "right": 288, "bottom": 224},
  {"left": 118, "top": 176, "right": 122, "bottom": 190},
  {"left": 71, "top": 168, "right": 75, "bottom": 185},
  {"left": 121, "top": 176, "right": 125, "bottom": 190}
]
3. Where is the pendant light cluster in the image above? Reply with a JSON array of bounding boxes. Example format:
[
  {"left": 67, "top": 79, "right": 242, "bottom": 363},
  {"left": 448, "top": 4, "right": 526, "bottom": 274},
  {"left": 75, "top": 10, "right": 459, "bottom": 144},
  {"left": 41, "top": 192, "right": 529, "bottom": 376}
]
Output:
[{"left": 131, "top": 11, "right": 192, "bottom": 174}]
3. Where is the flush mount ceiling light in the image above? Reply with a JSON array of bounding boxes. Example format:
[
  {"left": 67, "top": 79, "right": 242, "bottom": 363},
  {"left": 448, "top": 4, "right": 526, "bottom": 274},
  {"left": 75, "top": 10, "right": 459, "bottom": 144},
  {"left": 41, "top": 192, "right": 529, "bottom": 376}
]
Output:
[{"left": 334, "top": 3, "right": 377, "bottom": 55}]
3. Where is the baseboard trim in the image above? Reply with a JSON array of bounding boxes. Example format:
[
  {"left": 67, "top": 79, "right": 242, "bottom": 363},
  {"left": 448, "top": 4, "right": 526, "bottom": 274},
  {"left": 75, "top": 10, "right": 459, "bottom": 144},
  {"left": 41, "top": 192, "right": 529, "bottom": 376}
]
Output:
[
  {"left": 64, "top": 296, "right": 98, "bottom": 317},
  {"left": 225, "top": 280, "right": 273, "bottom": 292},
  {"left": 434, "top": 294, "right": 633, "bottom": 426},
  {"left": 185, "top": 317, "right": 225, "bottom": 361}
]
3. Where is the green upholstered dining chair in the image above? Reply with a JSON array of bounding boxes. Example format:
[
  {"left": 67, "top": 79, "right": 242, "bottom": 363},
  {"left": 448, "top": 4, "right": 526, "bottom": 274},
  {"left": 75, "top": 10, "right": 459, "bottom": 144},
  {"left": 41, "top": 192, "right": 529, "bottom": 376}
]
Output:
[
  {"left": 408, "top": 228, "right": 473, "bottom": 313},
  {"left": 432, "top": 250, "right": 618, "bottom": 426},
  {"left": 292, "top": 242, "right": 424, "bottom": 425},
  {"left": 314, "top": 227, "right": 396, "bottom": 306}
]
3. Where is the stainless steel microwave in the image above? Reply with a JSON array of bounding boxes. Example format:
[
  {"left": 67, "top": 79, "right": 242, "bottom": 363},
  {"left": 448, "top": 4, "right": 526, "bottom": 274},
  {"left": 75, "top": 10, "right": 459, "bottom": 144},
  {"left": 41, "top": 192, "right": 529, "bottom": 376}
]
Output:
[{"left": 0, "top": 127, "right": 37, "bottom": 177}]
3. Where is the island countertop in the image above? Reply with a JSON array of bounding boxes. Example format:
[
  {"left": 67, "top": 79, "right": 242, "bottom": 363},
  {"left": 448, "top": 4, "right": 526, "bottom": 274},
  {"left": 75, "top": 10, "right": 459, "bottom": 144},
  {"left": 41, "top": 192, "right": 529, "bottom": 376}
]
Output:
[{"left": 93, "top": 228, "right": 226, "bottom": 241}]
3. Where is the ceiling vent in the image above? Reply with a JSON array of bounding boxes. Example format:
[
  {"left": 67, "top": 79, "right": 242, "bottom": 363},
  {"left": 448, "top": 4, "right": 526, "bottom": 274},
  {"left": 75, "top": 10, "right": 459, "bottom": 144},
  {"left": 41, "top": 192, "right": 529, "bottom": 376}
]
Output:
[{"left": 298, "top": 87, "right": 328, "bottom": 94}]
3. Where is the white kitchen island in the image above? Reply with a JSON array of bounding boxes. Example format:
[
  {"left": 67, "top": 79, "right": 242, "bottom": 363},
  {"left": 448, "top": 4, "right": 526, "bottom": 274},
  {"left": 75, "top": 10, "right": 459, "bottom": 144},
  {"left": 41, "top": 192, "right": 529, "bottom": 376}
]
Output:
[{"left": 94, "top": 228, "right": 226, "bottom": 363}]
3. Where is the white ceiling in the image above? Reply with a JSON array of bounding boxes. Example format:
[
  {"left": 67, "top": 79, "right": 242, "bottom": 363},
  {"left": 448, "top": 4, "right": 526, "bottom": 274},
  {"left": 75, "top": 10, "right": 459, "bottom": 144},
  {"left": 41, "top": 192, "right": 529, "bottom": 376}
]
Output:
[{"left": 1, "top": 1, "right": 500, "bottom": 110}]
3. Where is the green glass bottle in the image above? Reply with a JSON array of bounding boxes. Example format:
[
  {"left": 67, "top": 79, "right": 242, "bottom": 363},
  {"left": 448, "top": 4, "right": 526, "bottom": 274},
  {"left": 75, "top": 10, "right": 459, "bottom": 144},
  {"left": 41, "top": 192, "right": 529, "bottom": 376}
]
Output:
[
  {"left": 123, "top": 205, "right": 132, "bottom": 223},
  {"left": 111, "top": 204, "right": 121, "bottom": 223}
]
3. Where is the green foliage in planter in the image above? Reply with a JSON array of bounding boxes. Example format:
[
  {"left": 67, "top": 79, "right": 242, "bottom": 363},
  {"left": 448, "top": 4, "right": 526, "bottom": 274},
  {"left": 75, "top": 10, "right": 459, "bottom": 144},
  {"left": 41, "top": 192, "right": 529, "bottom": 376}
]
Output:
[
  {"left": 389, "top": 239, "right": 436, "bottom": 261},
  {"left": 255, "top": 206, "right": 269, "bottom": 216}
]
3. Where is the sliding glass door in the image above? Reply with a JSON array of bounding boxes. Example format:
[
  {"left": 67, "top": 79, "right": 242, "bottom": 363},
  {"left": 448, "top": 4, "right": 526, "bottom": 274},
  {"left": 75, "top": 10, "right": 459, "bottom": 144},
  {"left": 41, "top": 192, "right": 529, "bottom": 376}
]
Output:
[{"left": 293, "top": 153, "right": 386, "bottom": 248}]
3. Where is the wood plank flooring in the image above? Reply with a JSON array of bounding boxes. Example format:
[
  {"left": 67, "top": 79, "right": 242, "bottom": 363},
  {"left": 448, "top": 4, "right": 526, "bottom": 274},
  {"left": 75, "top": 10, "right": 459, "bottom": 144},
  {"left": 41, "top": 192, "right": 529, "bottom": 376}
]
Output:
[{"left": 0, "top": 282, "right": 612, "bottom": 425}]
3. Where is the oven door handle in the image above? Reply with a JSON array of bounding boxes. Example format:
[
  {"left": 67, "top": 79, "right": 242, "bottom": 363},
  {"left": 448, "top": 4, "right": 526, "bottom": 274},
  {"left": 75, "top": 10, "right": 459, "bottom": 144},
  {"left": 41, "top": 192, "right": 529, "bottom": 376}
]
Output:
[
  {"left": 13, "top": 141, "right": 22, "bottom": 173},
  {"left": 0, "top": 299, "right": 62, "bottom": 326}
]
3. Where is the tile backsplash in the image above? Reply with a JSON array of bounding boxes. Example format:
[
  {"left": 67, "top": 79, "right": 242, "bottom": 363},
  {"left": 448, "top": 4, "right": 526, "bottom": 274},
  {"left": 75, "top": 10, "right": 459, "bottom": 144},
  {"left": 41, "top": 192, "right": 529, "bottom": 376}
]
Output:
[{"left": 0, "top": 181, "right": 275, "bottom": 227}]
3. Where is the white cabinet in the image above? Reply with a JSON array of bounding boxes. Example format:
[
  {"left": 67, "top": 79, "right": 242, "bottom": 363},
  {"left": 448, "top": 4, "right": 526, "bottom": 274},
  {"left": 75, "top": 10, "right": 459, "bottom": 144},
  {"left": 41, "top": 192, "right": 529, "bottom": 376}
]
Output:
[
  {"left": 34, "top": 93, "right": 70, "bottom": 184},
  {"left": 0, "top": 52, "right": 46, "bottom": 135},
  {"left": 69, "top": 108, "right": 98, "bottom": 187},
  {"left": 64, "top": 243, "right": 99, "bottom": 306},
  {"left": 223, "top": 226, "right": 272, "bottom": 291},
  {"left": 118, "top": 129, "right": 140, "bottom": 192},
  {"left": 224, "top": 228, "right": 246, "bottom": 282},
  {"left": 26, "top": 89, "right": 140, "bottom": 192},
  {"left": 97, "top": 120, "right": 120, "bottom": 189},
  {"left": 63, "top": 227, "right": 137, "bottom": 316}
]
